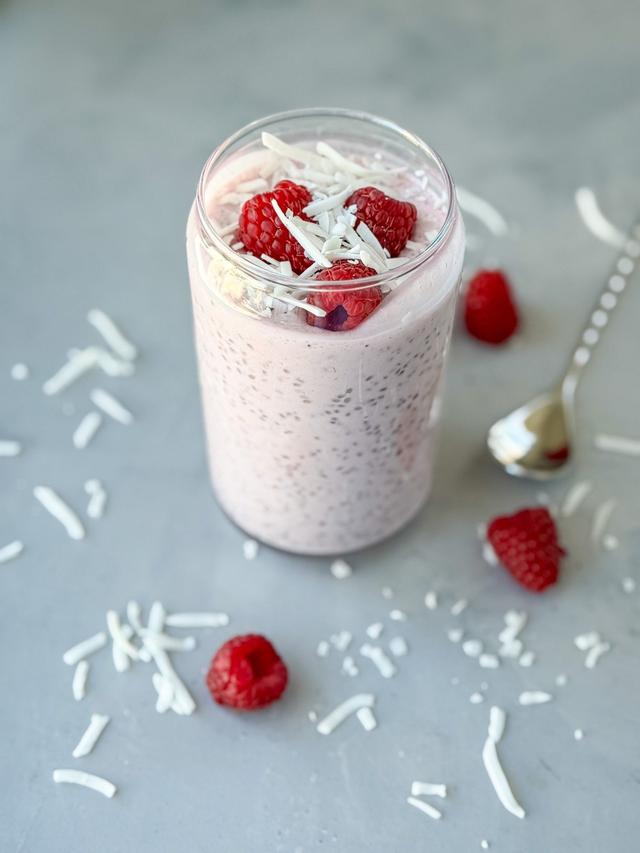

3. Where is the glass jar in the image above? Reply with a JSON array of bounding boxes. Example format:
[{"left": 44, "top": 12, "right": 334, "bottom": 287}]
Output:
[{"left": 186, "top": 108, "right": 464, "bottom": 554}]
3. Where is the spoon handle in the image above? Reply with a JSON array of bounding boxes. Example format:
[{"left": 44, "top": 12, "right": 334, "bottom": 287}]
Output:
[{"left": 561, "top": 221, "right": 640, "bottom": 396}]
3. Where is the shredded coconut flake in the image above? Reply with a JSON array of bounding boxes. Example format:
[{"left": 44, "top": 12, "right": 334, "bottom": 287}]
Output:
[
  {"left": 111, "top": 623, "right": 133, "bottom": 673},
  {"left": 585, "top": 641, "right": 610, "bottom": 669},
  {"left": 389, "top": 609, "right": 407, "bottom": 622},
  {"left": 52, "top": 769, "right": 116, "bottom": 799},
  {"left": 0, "top": 540, "right": 24, "bottom": 564},
  {"left": 316, "top": 640, "right": 330, "bottom": 658},
  {"left": 447, "top": 628, "right": 464, "bottom": 644},
  {"left": 462, "top": 639, "right": 483, "bottom": 658},
  {"left": 482, "top": 707, "right": 526, "bottom": 819},
  {"left": 560, "top": 480, "right": 592, "bottom": 517},
  {"left": 488, "top": 706, "right": 506, "bottom": 743},
  {"left": 575, "top": 188, "right": 626, "bottom": 248},
  {"left": 470, "top": 692, "right": 485, "bottom": 704},
  {"left": 87, "top": 309, "right": 138, "bottom": 361},
  {"left": 152, "top": 672, "right": 174, "bottom": 713},
  {"left": 90, "top": 388, "right": 134, "bottom": 425},
  {"left": 360, "top": 644, "right": 397, "bottom": 678},
  {"left": 574, "top": 728, "right": 584, "bottom": 741},
  {"left": 482, "top": 541, "right": 498, "bottom": 565},
  {"left": 261, "top": 132, "right": 328, "bottom": 171},
  {"left": 451, "top": 598, "right": 468, "bottom": 616},
  {"left": 304, "top": 186, "right": 354, "bottom": 217},
  {"left": 33, "top": 486, "right": 85, "bottom": 540},
  {"left": 594, "top": 433, "right": 640, "bottom": 457},
  {"left": 0, "top": 440, "right": 21, "bottom": 457},
  {"left": 499, "top": 638, "right": 523, "bottom": 659},
  {"left": 330, "top": 558, "right": 352, "bottom": 580},
  {"left": 358, "top": 244, "right": 388, "bottom": 273},
  {"left": 389, "top": 636, "right": 408, "bottom": 657},
  {"left": 411, "top": 782, "right": 447, "bottom": 799},
  {"left": 73, "top": 412, "right": 103, "bottom": 449},
  {"left": 316, "top": 693, "right": 375, "bottom": 735},
  {"left": 126, "top": 600, "right": 144, "bottom": 634},
  {"left": 330, "top": 631, "right": 352, "bottom": 652},
  {"left": 242, "top": 539, "right": 259, "bottom": 560},
  {"left": 315, "top": 141, "right": 374, "bottom": 178},
  {"left": 407, "top": 796, "right": 442, "bottom": 821},
  {"left": 356, "top": 706, "right": 377, "bottom": 732},
  {"left": 42, "top": 348, "right": 99, "bottom": 395},
  {"left": 591, "top": 499, "right": 617, "bottom": 544},
  {"left": 147, "top": 601, "right": 166, "bottom": 634},
  {"left": 342, "top": 656, "right": 359, "bottom": 677},
  {"left": 479, "top": 654, "right": 500, "bottom": 669},
  {"left": 72, "top": 660, "right": 89, "bottom": 701},
  {"left": 501, "top": 610, "right": 527, "bottom": 640},
  {"left": 144, "top": 636, "right": 196, "bottom": 715},
  {"left": 456, "top": 187, "right": 508, "bottom": 236},
  {"left": 10, "top": 363, "right": 29, "bottom": 380},
  {"left": 72, "top": 713, "right": 110, "bottom": 758},
  {"left": 518, "top": 691, "right": 552, "bottom": 706},
  {"left": 424, "top": 591, "right": 438, "bottom": 610},
  {"left": 355, "top": 220, "right": 387, "bottom": 257},
  {"left": 555, "top": 674, "right": 568, "bottom": 687},
  {"left": 85, "top": 478, "right": 107, "bottom": 519},
  {"left": 271, "top": 199, "right": 331, "bottom": 268},
  {"left": 519, "top": 651, "right": 536, "bottom": 668},
  {"left": 142, "top": 631, "right": 196, "bottom": 652},
  {"left": 574, "top": 631, "right": 601, "bottom": 651},
  {"left": 63, "top": 632, "right": 107, "bottom": 666},
  {"left": 106, "top": 610, "right": 140, "bottom": 662},
  {"left": 366, "top": 622, "right": 384, "bottom": 640},
  {"left": 92, "top": 347, "right": 135, "bottom": 378}
]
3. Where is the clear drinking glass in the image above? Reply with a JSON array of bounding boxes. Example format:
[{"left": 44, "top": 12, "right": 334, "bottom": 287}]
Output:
[{"left": 186, "top": 108, "right": 464, "bottom": 554}]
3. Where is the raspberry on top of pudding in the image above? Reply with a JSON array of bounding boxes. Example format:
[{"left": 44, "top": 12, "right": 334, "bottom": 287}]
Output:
[{"left": 205, "top": 132, "right": 447, "bottom": 330}]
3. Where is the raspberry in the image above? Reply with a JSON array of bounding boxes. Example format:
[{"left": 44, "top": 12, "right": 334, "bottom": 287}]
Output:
[
  {"left": 306, "top": 261, "right": 382, "bottom": 331},
  {"left": 464, "top": 268, "right": 519, "bottom": 344},
  {"left": 239, "top": 180, "right": 313, "bottom": 274},
  {"left": 206, "top": 634, "right": 288, "bottom": 710},
  {"left": 487, "top": 507, "right": 565, "bottom": 592},
  {"left": 345, "top": 186, "right": 417, "bottom": 257}
]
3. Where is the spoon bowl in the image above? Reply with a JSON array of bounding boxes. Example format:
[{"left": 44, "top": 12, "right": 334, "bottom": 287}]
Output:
[{"left": 487, "top": 388, "right": 573, "bottom": 480}]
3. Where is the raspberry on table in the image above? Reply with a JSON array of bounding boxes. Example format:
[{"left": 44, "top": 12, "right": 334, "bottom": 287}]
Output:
[
  {"left": 239, "top": 180, "right": 313, "bottom": 274},
  {"left": 487, "top": 507, "right": 565, "bottom": 592},
  {"left": 206, "top": 634, "right": 288, "bottom": 710},
  {"left": 345, "top": 186, "right": 417, "bottom": 257},
  {"left": 464, "top": 268, "right": 519, "bottom": 344},
  {"left": 306, "top": 261, "right": 382, "bottom": 331}
]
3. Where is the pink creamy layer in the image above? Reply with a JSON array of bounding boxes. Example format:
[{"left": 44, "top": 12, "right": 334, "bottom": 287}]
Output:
[{"left": 187, "top": 140, "right": 464, "bottom": 553}]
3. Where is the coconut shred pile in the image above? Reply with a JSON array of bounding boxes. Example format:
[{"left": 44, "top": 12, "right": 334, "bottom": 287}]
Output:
[{"left": 197, "top": 132, "right": 448, "bottom": 318}]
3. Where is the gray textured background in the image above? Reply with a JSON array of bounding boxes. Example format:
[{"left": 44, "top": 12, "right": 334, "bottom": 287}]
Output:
[{"left": 2, "top": 0, "right": 640, "bottom": 851}]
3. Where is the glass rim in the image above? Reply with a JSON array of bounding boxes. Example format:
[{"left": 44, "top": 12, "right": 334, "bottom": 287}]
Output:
[{"left": 194, "top": 107, "right": 458, "bottom": 292}]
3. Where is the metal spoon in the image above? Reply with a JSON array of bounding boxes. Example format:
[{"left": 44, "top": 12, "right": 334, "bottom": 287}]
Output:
[{"left": 487, "top": 221, "right": 640, "bottom": 480}]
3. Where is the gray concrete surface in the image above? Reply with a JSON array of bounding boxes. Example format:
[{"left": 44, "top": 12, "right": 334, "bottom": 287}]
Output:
[{"left": 1, "top": 0, "right": 639, "bottom": 850}]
